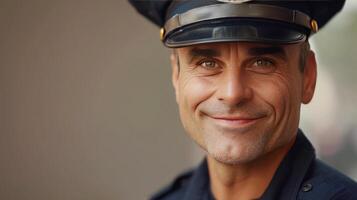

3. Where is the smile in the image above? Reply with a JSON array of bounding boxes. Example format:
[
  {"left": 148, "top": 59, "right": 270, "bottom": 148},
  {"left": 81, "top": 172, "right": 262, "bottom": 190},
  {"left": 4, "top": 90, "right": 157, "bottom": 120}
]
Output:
[{"left": 206, "top": 115, "right": 266, "bottom": 131}]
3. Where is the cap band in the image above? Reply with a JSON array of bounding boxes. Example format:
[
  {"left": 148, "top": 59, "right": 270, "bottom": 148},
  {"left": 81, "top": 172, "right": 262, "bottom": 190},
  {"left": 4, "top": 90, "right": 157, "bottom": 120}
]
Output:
[{"left": 163, "top": 3, "right": 311, "bottom": 41}]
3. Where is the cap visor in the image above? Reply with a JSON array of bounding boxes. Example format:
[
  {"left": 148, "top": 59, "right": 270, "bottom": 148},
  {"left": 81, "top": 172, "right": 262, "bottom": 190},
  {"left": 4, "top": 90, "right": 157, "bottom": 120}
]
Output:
[{"left": 164, "top": 19, "right": 307, "bottom": 48}]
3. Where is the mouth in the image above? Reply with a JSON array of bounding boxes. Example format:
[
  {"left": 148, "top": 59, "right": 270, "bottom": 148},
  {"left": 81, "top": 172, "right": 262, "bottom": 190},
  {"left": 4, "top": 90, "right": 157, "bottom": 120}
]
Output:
[{"left": 206, "top": 114, "right": 266, "bottom": 131}]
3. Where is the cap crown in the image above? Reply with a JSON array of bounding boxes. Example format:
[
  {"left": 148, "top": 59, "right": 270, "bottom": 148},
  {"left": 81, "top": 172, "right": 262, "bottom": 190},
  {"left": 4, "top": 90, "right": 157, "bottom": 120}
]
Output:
[{"left": 129, "top": 0, "right": 345, "bottom": 47}]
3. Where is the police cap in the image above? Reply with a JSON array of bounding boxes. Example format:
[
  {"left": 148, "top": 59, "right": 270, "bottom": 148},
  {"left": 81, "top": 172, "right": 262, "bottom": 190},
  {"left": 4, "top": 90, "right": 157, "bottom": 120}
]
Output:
[{"left": 129, "top": 0, "right": 345, "bottom": 48}]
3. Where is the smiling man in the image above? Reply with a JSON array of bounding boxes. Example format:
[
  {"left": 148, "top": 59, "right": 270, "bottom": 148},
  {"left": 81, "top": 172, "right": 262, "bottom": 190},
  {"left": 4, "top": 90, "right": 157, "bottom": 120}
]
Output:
[{"left": 129, "top": 0, "right": 357, "bottom": 199}]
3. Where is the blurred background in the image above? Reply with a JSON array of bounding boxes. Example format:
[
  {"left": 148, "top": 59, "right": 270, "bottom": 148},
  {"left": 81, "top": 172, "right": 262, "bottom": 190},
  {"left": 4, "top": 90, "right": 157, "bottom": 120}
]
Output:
[{"left": 0, "top": 0, "right": 356, "bottom": 199}]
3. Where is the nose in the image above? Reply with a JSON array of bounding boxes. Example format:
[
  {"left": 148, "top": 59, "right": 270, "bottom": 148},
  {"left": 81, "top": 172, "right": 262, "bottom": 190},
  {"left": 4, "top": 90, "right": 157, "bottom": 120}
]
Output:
[{"left": 216, "top": 69, "right": 253, "bottom": 106}]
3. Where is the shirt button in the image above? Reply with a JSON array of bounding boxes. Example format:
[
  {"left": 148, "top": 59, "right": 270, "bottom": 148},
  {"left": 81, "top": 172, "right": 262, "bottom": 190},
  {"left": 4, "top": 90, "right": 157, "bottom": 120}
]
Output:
[{"left": 302, "top": 183, "right": 313, "bottom": 192}]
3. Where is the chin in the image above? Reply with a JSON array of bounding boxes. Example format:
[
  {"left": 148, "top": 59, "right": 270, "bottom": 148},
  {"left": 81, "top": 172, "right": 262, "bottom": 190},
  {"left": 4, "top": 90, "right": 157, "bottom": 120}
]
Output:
[
  {"left": 205, "top": 132, "right": 267, "bottom": 165},
  {"left": 209, "top": 150, "right": 263, "bottom": 166},
  {"left": 206, "top": 139, "right": 266, "bottom": 165},
  {"left": 213, "top": 156, "right": 250, "bottom": 165}
]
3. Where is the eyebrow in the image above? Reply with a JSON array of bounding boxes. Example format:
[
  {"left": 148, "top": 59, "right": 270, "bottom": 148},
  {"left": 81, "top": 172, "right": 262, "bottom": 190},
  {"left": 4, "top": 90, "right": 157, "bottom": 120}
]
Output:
[
  {"left": 188, "top": 48, "right": 221, "bottom": 63},
  {"left": 247, "top": 46, "right": 287, "bottom": 60}
]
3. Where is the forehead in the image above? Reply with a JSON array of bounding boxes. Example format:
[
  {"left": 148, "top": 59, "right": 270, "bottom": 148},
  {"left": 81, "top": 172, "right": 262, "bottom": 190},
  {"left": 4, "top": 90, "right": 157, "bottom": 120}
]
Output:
[{"left": 177, "top": 42, "right": 301, "bottom": 55}]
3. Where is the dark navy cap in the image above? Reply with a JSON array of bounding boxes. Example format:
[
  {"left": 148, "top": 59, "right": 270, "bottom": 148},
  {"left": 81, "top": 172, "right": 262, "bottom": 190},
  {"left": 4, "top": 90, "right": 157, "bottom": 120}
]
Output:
[{"left": 129, "top": 0, "right": 345, "bottom": 48}]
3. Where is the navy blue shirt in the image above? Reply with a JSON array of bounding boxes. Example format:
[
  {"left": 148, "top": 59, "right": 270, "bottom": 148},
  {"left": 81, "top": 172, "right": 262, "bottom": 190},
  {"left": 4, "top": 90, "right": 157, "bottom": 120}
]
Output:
[{"left": 151, "top": 130, "right": 357, "bottom": 200}]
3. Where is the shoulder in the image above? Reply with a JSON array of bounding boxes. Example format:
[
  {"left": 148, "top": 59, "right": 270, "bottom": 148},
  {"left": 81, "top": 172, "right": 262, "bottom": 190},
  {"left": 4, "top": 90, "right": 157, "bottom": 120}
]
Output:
[
  {"left": 149, "top": 169, "right": 194, "bottom": 200},
  {"left": 298, "top": 159, "right": 357, "bottom": 200}
]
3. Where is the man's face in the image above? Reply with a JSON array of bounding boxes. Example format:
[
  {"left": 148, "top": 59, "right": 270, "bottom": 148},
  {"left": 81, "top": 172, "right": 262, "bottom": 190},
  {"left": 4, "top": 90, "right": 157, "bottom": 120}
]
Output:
[{"left": 171, "top": 42, "right": 316, "bottom": 165}]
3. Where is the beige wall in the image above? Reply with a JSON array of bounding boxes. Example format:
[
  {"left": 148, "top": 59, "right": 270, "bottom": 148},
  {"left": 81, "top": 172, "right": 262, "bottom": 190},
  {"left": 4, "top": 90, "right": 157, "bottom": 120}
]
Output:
[{"left": 0, "top": 1, "right": 201, "bottom": 199}]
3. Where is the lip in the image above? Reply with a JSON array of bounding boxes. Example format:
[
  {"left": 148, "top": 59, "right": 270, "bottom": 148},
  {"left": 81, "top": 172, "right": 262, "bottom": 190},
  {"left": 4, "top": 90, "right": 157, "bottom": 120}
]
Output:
[{"left": 206, "top": 115, "right": 265, "bottom": 130}]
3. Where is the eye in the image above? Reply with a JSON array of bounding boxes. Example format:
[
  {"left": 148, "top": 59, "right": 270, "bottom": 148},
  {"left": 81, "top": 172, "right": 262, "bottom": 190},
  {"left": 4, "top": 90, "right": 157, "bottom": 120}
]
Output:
[
  {"left": 255, "top": 59, "right": 273, "bottom": 67},
  {"left": 247, "top": 58, "right": 276, "bottom": 73},
  {"left": 198, "top": 59, "right": 219, "bottom": 69}
]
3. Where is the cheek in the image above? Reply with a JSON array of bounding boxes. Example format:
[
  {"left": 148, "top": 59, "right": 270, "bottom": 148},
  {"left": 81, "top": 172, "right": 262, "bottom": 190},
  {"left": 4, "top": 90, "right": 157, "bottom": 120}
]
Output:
[
  {"left": 177, "top": 75, "right": 216, "bottom": 133},
  {"left": 249, "top": 74, "right": 302, "bottom": 150},
  {"left": 178, "top": 75, "right": 215, "bottom": 114},
  {"left": 251, "top": 73, "right": 301, "bottom": 124}
]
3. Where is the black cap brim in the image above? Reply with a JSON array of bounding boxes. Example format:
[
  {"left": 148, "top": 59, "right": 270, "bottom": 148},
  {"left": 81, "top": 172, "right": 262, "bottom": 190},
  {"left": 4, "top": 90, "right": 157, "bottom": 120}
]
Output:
[{"left": 164, "top": 18, "right": 307, "bottom": 48}]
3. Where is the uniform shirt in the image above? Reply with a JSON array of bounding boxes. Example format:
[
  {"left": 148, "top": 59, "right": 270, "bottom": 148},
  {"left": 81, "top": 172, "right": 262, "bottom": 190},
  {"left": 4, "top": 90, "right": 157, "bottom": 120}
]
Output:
[{"left": 151, "top": 130, "right": 357, "bottom": 200}]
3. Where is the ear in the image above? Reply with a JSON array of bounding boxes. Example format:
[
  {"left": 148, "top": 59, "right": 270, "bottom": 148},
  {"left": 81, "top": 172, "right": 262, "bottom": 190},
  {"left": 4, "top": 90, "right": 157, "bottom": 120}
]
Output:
[
  {"left": 171, "top": 52, "right": 180, "bottom": 104},
  {"left": 302, "top": 50, "right": 317, "bottom": 104}
]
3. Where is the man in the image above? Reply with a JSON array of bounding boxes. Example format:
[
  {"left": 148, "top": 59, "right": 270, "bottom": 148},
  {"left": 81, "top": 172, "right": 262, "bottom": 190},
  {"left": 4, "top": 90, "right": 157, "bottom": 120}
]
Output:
[{"left": 129, "top": 0, "right": 357, "bottom": 199}]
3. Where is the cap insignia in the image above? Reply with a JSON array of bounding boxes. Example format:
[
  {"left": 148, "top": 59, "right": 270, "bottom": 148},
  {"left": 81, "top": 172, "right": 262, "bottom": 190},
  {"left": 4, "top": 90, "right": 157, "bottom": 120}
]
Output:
[{"left": 310, "top": 19, "right": 319, "bottom": 33}]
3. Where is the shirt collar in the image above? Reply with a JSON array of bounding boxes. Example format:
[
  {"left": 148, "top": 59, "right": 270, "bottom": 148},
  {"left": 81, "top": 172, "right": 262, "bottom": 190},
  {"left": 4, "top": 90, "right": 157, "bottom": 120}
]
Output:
[
  {"left": 183, "top": 158, "right": 214, "bottom": 200},
  {"left": 260, "top": 129, "right": 316, "bottom": 199}
]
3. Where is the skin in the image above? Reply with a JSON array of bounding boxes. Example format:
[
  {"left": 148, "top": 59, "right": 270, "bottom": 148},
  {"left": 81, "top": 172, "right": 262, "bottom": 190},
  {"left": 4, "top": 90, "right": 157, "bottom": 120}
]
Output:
[{"left": 171, "top": 42, "right": 317, "bottom": 200}]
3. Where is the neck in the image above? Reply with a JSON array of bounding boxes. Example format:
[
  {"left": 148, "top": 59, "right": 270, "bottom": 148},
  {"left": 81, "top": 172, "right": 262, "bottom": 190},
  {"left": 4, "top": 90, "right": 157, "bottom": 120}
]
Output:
[{"left": 207, "top": 139, "right": 295, "bottom": 200}]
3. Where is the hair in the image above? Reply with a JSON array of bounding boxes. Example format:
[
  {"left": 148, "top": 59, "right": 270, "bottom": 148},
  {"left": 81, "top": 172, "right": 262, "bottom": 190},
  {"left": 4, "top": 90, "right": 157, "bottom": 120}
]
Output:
[{"left": 173, "top": 41, "right": 311, "bottom": 73}]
